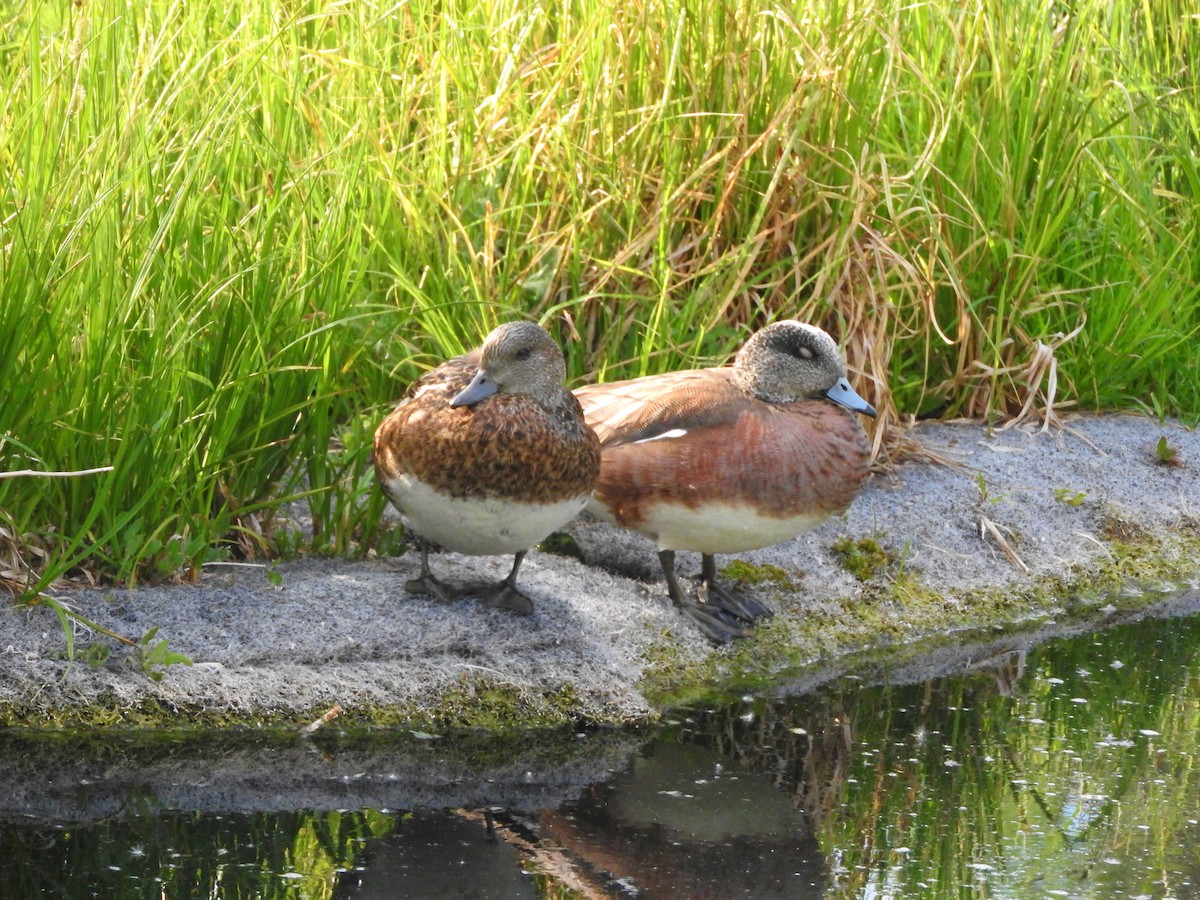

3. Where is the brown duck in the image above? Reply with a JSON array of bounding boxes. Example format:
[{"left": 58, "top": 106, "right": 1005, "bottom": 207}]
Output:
[
  {"left": 374, "top": 321, "right": 600, "bottom": 614},
  {"left": 574, "top": 321, "right": 875, "bottom": 641}
]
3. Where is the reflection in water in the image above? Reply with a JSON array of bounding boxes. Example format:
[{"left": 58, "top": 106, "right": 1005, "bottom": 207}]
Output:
[
  {"left": 660, "top": 601, "right": 1200, "bottom": 898},
  {"left": 0, "top": 728, "right": 643, "bottom": 899},
  {"left": 334, "top": 811, "right": 539, "bottom": 900},
  {"left": 821, "top": 611, "right": 1200, "bottom": 899},
  {"left": 2, "top": 809, "right": 395, "bottom": 899},
  {"left": 3, "top": 593, "right": 1200, "bottom": 897},
  {"left": 541, "top": 741, "right": 825, "bottom": 898}
]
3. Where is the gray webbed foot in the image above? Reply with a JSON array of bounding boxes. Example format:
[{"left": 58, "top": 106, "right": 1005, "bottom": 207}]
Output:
[
  {"left": 473, "top": 582, "right": 535, "bottom": 616},
  {"left": 678, "top": 598, "right": 753, "bottom": 643},
  {"left": 405, "top": 573, "right": 465, "bottom": 604},
  {"left": 405, "top": 539, "right": 466, "bottom": 603},
  {"left": 698, "top": 553, "right": 774, "bottom": 624},
  {"left": 659, "top": 550, "right": 761, "bottom": 643},
  {"left": 458, "top": 550, "right": 535, "bottom": 615}
]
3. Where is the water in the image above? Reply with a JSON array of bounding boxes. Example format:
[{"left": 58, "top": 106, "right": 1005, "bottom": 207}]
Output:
[{"left": 4, "top": 591, "right": 1200, "bottom": 898}]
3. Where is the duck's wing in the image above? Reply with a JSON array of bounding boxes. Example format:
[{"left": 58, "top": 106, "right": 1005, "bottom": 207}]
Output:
[{"left": 573, "top": 368, "right": 742, "bottom": 447}]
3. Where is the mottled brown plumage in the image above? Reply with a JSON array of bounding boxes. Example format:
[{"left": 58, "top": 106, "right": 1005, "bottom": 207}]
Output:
[
  {"left": 374, "top": 354, "right": 598, "bottom": 505},
  {"left": 574, "top": 321, "right": 875, "bottom": 642},
  {"left": 374, "top": 322, "right": 600, "bottom": 614}
]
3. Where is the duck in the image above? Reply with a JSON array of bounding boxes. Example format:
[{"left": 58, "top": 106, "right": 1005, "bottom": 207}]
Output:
[
  {"left": 573, "top": 320, "right": 875, "bottom": 642},
  {"left": 373, "top": 321, "right": 601, "bottom": 614}
]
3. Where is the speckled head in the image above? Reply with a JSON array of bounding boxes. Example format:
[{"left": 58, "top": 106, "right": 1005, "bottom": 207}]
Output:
[
  {"left": 733, "top": 320, "right": 875, "bottom": 416},
  {"left": 451, "top": 321, "right": 568, "bottom": 408}
]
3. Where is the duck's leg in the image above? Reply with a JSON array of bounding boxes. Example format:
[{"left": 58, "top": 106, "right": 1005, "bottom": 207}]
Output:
[
  {"left": 405, "top": 538, "right": 463, "bottom": 603},
  {"left": 474, "top": 550, "right": 535, "bottom": 616},
  {"left": 699, "top": 553, "right": 775, "bottom": 623},
  {"left": 658, "top": 550, "right": 749, "bottom": 643}
]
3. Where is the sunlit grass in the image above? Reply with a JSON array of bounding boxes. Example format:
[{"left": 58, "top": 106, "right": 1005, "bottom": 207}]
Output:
[{"left": 1, "top": 0, "right": 1197, "bottom": 591}]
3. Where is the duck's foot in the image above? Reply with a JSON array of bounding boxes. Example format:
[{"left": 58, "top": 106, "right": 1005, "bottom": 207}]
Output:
[
  {"left": 408, "top": 574, "right": 534, "bottom": 615},
  {"left": 698, "top": 554, "right": 774, "bottom": 624},
  {"left": 472, "top": 581, "right": 535, "bottom": 616},
  {"left": 659, "top": 550, "right": 756, "bottom": 643},
  {"left": 406, "top": 539, "right": 469, "bottom": 604},
  {"left": 697, "top": 579, "right": 774, "bottom": 624},
  {"left": 459, "top": 550, "right": 534, "bottom": 615},
  {"left": 679, "top": 599, "right": 752, "bottom": 644},
  {"left": 405, "top": 573, "right": 465, "bottom": 604}
]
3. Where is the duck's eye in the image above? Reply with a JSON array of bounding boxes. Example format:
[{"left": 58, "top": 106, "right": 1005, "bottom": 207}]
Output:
[
  {"left": 772, "top": 330, "right": 817, "bottom": 361},
  {"left": 782, "top": 340, "right": 814, "bottom": 361},
  {"left": 514, "top": 347, "right": 532, "bottom": 361}
]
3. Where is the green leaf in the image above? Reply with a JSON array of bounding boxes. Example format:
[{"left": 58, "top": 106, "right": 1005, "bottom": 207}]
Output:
[
  {"left": 1155, "top": 436, "right": 1181, "bottom": 466},
  {"left": 137, "top": 629, "right": 193, "bottom": 681}
]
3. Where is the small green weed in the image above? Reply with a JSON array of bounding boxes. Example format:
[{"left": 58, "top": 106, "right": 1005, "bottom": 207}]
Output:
[
  {"left": 1155, "top": 437, "right": 1183, "bottom": 467},
  {"left": 1054, "top": 488, "right": 1087, "bottom": 507},
  {"left": 975, "top": 473, "right": 1007, "bottom": 505},
  {"left": 134, "top": 627, "right": 194, "bottom": 682},
  {"left": 20, "top": 594, "right": 192, "bottom": 681},
  {"left": 82, "top": 642, "right": 111, "bottom": 669}
]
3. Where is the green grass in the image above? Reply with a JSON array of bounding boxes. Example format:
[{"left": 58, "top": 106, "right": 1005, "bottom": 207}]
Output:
[{"left": 1, "top": 0, "right": 1198, "bottom": 593}]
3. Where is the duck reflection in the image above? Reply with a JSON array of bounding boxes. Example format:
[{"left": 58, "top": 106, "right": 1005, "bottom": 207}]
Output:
[
  {"left": 539, "top": 740, "right": 826, "bottom": 898},
  {"left": 333, "top": 810, "right": 539, "bottom": 900}
]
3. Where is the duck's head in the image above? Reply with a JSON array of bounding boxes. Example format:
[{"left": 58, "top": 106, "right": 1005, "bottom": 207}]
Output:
[
  {"left": 733, "top": 320, "right": 876, "bottom": 416},
  {"left": 451, "top": 321, "right": 567, "bottom": 408}
]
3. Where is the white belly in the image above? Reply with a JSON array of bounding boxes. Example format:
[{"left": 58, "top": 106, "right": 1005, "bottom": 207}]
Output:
[
  {"left": 386, "top": 475, "right": 589, "bottom": 556},
  {"left": 588, "top": 497, "right": 827, "bottom": 554}
]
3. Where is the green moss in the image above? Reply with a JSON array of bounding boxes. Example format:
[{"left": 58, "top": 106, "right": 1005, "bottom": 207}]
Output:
[
  {"left": 720, "top": 560, "right": 798, "bottom": 589},
  {"left": 0, "top": 677, "right": 620, "bottom": 733},
  {"left": 359, "top": 677, "right": 589, "bottom": 732},
  {"left": 642, "top": 527, "right": 1200, "bottom": 710},
  {"left": 537, "top": 531, "right": 587, "bottom": 562},
  {"left": 361, "top": 680, "right": 592, "bottom": 732},
  {"left": 832, "top": 535, "right": 896, "bottom": 581},
  {"left": 0, "top": 696, "right": 288, "bottom": 731}
]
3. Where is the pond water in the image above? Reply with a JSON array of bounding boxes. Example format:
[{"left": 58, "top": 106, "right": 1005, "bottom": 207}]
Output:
[{"left": 4, "top": 590, "right": 1200, "bottom": 899}]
